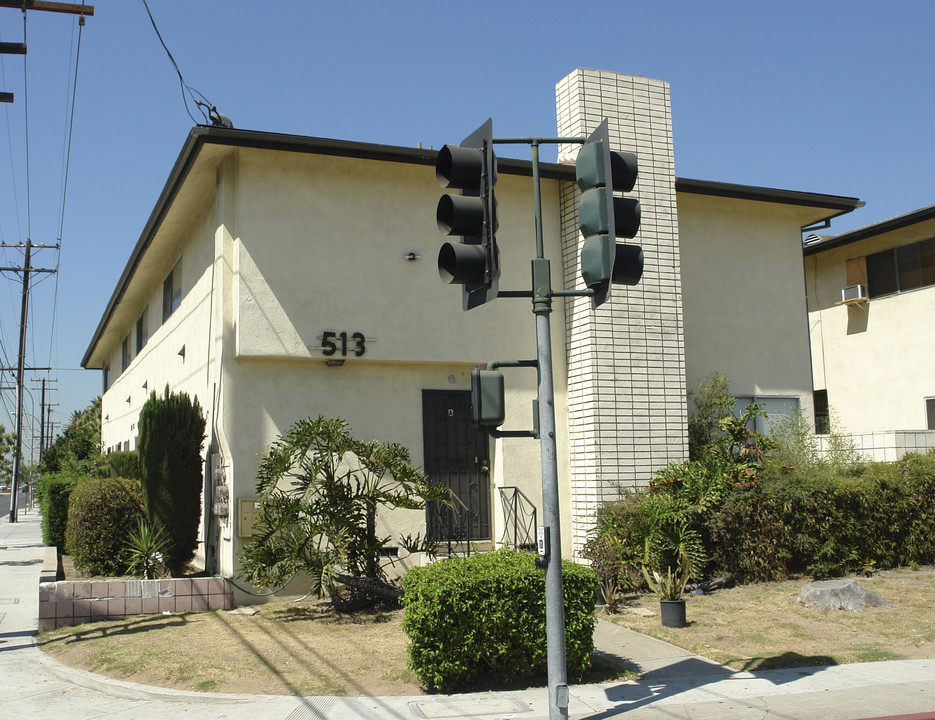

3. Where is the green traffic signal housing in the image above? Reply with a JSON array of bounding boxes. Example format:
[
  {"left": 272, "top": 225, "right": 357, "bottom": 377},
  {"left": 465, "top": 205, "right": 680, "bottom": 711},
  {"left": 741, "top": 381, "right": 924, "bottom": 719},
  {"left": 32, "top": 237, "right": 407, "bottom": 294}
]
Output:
[
  {"left": 471, "top": 367, "right": 505, "bottom": 427},
  {"left": 576, "top": 119, "right": 644, "bottom": 307},
  {"left": 435, "top": 118, "right": 499, "bottom": 310}
]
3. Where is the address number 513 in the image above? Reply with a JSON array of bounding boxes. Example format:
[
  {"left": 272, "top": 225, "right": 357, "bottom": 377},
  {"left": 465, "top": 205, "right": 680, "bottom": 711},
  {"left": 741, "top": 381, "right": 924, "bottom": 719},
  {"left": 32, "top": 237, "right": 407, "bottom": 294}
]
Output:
[{"left": 321, "top": 331, "right": 366, "bottom": 357}]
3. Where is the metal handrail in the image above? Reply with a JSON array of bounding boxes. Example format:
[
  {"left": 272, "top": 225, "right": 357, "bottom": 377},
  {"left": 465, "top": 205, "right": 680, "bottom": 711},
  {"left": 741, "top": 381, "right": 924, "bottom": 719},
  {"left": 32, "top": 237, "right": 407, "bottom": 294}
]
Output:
[
  {"left": 428, "top": 487, "right": 473, "bottom": 558},
  {"left": 498, "top": 486, "right": 537, "bottom": 550}
]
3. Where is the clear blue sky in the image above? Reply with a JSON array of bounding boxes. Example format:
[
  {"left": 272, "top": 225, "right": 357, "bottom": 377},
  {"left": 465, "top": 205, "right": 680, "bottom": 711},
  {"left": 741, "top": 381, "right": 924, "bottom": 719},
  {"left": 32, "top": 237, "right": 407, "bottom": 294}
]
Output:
[{"left": 1, "top": 0, "right": 933, "bottom": 456}]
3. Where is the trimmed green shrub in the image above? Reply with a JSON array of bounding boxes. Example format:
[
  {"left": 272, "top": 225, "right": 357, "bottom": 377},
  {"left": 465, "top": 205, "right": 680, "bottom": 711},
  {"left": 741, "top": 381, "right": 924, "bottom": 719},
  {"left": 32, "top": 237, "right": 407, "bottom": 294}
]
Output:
[
  {"left": 65, "top": 477, "right": 146, "bottom": 576},
  {"left": 138, "top": 386, "right": 206, "bottom": 576},
  {"left": 36, "top": 471, "right": 86, "bottom": 548},
  {"left": 99, "top": 450, "right": 141, "bottom": 480},
  {"left": 401, "top": 549, "right": 598, "bottom": 692}
]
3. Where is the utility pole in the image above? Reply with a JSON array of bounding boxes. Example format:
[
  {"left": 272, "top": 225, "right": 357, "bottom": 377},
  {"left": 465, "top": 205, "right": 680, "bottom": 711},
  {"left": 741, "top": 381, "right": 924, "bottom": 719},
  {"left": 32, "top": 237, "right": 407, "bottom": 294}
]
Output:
[
  {"left": 0, "top": 0, "right": 92, "bottom": 515},
  {"left": 0, "top": 1, "right": 94, "bottom": 16},
  {"left": 2, "top": 241, "right": 56, "bottom": 522},
  {"left": 0, "top": 1, "right": 93, "bottom": 102},
  {"left": 34, "top": 378, "right": 56, "bottom": 459}
]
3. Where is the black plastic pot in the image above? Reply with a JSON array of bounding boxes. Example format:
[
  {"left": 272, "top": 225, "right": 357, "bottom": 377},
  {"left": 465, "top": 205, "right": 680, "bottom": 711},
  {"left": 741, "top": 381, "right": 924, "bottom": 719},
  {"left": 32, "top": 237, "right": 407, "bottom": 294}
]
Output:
[{"left": 659, "top": 598, "right": 686, "bottom": 628}]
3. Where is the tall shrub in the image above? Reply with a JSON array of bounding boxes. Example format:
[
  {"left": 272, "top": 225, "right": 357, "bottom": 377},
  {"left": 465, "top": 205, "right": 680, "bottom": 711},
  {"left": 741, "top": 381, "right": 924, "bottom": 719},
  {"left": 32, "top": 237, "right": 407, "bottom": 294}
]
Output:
[
  {"left": 65, "top": 477, "right": 146, "bottom": 576},
  {"left": 137, "top": 386, "right": 206, "bottom": 575},
  {"left": 708, "top": 451, "right": 935, "bottom": 581}
]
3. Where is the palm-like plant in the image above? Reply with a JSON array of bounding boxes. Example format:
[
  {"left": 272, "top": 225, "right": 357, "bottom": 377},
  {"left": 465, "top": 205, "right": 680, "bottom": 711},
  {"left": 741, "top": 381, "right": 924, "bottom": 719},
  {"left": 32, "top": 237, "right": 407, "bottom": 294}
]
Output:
[
  {"left": 124, "top": 519, "right": 170, "bottom": 579},
  {"left": 239, "top": 416, "right": 447, "bottom": 604}
]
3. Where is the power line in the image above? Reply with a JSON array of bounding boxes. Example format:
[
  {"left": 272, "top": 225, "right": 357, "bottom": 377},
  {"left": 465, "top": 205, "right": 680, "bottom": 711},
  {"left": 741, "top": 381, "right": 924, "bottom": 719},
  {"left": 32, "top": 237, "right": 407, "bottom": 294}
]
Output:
[
  {"left": 48, "top": 13, "right": 84, "bottom": 372},
  {"left": 140, "top": 0, "right": 209, "bottom": 125},
  {"left": 21, "top": 10, "right": 30, "bottom": 242},
  {"left": 139, "top": 0, "right": 231, "bottom": 129}
]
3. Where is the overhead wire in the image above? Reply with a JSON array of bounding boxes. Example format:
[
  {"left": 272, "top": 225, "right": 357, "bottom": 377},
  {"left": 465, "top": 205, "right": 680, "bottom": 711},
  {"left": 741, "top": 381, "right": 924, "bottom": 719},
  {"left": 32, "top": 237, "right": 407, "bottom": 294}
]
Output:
[
  {"left": 21, "top": 8, "right": 30, "bottom": 242},
  {"left": 47, "top": 9, "right": 86, "bottom": 387},
  {"left": 140, "top": 0, "right": 212, "bottom": 125}
]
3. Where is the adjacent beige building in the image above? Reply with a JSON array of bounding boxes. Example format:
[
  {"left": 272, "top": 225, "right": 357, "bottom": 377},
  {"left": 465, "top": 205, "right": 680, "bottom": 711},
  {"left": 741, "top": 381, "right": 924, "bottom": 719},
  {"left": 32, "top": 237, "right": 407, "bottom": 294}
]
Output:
[
  {"left": 82, "top": 69, "right": 862, "bottom": 593},
  {"left": 805, "top": 205, "right": 935, "bottom": 459}
]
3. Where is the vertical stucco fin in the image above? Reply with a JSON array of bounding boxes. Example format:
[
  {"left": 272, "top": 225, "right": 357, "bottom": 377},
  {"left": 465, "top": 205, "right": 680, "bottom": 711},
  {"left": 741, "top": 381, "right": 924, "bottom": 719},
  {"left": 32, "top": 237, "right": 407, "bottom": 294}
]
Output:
[
  {"left": 555, "top": 69, "right": 688, "bottom": 557},
  {"left": 210, "top": 149, "right": 238, "bottom": 575}
]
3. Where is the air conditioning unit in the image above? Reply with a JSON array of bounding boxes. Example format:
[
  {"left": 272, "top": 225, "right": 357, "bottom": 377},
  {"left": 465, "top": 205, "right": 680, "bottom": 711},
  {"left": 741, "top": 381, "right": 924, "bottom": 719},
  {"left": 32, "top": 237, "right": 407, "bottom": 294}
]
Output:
[{"left": 841, "top": 283, "right": 868, "bottom": 304}]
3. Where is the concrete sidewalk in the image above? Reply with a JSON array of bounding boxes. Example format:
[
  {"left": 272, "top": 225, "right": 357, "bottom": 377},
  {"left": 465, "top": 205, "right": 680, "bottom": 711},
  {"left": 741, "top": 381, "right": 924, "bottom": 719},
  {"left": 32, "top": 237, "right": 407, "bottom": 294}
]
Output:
[{"left": 3, "top": 508, "right": 935, "bottom": 720}]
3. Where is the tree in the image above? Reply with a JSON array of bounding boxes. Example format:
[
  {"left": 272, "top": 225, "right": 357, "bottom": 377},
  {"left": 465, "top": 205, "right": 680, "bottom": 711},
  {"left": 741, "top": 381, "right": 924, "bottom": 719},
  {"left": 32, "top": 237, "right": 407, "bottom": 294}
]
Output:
[
  {"left": 137, "top": 386, "right": 206, "bottom": 576},
  {"left": 0, "top": 424, "right": 14, "bottom": 485},
  {"left": 239, "top": 416, "right": 446, "bottom": 607},
  {"left": 39, "top": 397, "right": 102, "bottom": 475}
]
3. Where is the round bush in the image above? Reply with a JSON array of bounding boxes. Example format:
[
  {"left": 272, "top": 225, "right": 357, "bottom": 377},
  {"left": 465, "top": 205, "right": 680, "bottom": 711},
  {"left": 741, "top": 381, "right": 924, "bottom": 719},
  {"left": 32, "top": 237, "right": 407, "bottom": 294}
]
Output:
[{"left": 65, "top": 477, "right": 146, "bottom": 576}]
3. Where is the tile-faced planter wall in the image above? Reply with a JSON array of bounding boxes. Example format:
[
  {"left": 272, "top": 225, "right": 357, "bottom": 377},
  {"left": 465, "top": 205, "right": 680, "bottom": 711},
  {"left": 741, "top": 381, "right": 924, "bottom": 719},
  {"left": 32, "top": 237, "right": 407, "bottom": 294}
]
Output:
[{"left": 38, "top": 576, "right": 233, "bottom": 631}]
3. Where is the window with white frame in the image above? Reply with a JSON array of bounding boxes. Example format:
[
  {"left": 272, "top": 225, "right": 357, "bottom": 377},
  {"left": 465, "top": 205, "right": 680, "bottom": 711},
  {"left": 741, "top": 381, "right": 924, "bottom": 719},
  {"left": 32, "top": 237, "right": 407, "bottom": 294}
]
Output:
[
  {"left": 733, "top": 395, "right": 800, "bottom": 435},
  {"left": 927, "top": 397, "right": 935, "bottom": 431}
]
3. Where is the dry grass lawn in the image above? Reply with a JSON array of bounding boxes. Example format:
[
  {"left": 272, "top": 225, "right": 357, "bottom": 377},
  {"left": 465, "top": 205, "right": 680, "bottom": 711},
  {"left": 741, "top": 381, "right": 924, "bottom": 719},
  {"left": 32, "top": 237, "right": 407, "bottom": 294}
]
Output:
[
  {"left": 609, "top": 566, "right": 935, "bottom": 671},
  {"left": 40, "top": 601, "right": 421, "bottom": 696},
  {"left": 38, "top": 565, "right": 935, "bottom": 695}
]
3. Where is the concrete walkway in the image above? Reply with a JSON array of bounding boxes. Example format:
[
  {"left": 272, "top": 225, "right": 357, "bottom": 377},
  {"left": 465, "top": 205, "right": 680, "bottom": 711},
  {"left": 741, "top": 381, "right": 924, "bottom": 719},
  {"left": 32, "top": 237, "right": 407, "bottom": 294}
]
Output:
[{"left": 3, "top": 507, "right": 935, "bottom": 719}]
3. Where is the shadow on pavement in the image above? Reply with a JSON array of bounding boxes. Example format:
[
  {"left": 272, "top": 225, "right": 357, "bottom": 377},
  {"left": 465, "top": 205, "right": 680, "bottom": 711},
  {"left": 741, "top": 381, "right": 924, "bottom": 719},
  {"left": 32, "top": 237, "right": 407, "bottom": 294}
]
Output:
[{"left": 581, "top": 653, "right": 837, "bottom": 718}]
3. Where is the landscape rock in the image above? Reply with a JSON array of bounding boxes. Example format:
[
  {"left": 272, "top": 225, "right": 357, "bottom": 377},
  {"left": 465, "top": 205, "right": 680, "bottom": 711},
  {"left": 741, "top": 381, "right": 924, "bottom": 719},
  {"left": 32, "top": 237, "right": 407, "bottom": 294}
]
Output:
[{"left": 798, "top": 578, "right": 890, "bottom": 611}]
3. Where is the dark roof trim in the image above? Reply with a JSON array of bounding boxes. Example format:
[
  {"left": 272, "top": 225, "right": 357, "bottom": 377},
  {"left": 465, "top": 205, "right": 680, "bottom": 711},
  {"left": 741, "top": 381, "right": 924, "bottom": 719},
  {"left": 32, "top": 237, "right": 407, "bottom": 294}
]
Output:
[
  {"left": 676, "top": 177, "right": 863, "bottom": 214},
  {"left": 803, "top": 203, "right": 935, "bottom": 256},
  {"left": 190, "top": 125, "right": 575, "bottom": 179}
]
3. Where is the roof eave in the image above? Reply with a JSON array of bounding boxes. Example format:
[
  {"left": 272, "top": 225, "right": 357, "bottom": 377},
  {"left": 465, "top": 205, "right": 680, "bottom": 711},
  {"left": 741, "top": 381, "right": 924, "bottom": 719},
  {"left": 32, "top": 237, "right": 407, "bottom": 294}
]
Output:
[{"left": 803, "top": 203, "right": 935, "bottom": 256}]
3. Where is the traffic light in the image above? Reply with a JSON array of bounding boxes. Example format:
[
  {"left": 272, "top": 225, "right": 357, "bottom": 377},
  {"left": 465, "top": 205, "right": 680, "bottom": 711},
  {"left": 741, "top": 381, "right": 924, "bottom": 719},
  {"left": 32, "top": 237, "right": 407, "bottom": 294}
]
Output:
[
  {"left": 576, "top": 119, "right": 644, "bottom": 307},
  {"left": 436, "top": 118, "right": 499, "bottom": 310},
  {"left": 471, "top": 366, "right": 505, "bottom": 427}
]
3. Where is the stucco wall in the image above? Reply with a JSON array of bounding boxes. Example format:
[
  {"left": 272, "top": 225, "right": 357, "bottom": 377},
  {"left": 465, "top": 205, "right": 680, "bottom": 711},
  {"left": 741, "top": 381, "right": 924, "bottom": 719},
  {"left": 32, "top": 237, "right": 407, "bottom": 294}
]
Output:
[
  {"left": 99, "top": 143, "right": 574, "bottom": 589},
  {"left": 100, "top": 196, "right": 218, "bottom": 453},
  {"left": 679, "top": 193, "right": 815, "bottom": 418},
  {"left": 219, "top": 148, "right": 571, "bottom": 572}
]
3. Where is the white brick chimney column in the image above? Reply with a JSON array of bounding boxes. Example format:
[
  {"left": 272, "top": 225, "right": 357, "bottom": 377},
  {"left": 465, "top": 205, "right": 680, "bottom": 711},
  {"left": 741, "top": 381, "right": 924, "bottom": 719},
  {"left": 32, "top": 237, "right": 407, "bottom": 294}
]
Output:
[{"left": 556, "top": 69, "right": 688, "bottom": 557}]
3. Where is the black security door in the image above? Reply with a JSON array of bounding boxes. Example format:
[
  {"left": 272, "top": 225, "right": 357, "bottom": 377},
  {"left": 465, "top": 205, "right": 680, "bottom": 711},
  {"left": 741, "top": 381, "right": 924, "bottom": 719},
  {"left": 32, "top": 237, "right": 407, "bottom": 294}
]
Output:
[{"left": 422, "top": 390, "right": 491, "bottom": 542}]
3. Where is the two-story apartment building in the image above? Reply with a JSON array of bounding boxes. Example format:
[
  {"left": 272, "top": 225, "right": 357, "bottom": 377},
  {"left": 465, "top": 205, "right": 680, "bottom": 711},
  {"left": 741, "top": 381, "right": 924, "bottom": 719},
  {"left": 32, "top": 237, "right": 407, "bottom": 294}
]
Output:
[{"left": 82, "top": 69, "right": 862, "bottom": 594}]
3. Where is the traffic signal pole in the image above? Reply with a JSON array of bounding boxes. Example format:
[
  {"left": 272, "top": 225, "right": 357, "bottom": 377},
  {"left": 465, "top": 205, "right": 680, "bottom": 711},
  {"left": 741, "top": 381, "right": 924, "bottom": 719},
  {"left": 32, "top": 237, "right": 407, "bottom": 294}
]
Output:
[
  {"left": 438, "top": 124, "right": 641, "bottom": 720},
  {"left": 496, "top": 136, "right": 588, "bottom": 720},
  {"left": 529, "top": 139, "right": 568, "bottom": 720}
]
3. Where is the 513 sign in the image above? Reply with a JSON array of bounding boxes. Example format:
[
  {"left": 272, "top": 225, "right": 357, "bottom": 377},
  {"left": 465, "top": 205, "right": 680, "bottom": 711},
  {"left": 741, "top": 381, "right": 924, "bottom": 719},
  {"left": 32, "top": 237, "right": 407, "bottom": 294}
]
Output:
[{"left": 320, "top": 331, "right": 366, "bottom": 357}]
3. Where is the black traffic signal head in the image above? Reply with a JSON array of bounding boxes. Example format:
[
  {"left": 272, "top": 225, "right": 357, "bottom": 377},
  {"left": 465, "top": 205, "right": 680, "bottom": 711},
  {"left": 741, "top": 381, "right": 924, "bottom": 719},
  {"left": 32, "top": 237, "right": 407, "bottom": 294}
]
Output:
[
  {"left": 436, "top": 118, "right": 499, "bottom": 310},
  {"left": 575, "top": 119, "right": 644, "bottom": 307}
]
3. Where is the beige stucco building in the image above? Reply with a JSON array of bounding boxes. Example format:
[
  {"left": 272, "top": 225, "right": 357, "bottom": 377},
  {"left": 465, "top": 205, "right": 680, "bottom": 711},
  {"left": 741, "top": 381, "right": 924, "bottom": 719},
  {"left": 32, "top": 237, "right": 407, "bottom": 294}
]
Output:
[
  {"left": 82, "top": 69, "right": 862, "bottom": 592},
  {"left": 805, "top": 205, "right": 935, "bottom": 459}
]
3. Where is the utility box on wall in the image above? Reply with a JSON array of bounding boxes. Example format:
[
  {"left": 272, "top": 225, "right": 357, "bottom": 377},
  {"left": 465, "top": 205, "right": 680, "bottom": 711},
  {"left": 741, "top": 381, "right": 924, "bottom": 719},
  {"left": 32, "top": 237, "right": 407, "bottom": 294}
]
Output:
[{"left": 237, "top": 497, "right": 261, "bottom": 538}]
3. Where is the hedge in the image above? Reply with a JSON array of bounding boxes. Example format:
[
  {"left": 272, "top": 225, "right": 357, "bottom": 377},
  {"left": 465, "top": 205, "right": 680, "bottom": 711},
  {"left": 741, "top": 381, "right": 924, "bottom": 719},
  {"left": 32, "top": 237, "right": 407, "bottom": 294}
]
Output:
[
  {"left": 36, "top": 472, "right": 86, "bottom": 548},
  {"left": 401, "top": 549, "right": 599, "bottom": 692},
  {"left": 708, "top": 451, "right": 935, "bottom": 581}
]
